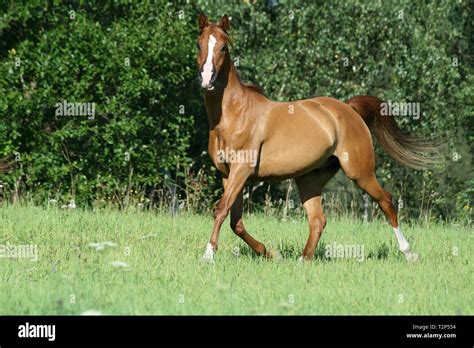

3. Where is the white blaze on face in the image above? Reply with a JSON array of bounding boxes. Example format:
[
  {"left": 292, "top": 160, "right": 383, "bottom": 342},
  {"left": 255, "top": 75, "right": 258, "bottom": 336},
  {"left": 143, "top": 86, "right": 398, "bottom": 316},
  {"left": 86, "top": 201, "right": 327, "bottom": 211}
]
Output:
[{"left": 201, "top": 34, "right": 217, "bottom": 88}]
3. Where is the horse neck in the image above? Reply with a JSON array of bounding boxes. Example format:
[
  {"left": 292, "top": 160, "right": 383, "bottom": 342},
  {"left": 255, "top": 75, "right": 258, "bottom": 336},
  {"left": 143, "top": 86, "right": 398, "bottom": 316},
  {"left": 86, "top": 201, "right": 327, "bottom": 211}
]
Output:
[{"left": 204, "top": 60, "right": 248, "bottom": 130}]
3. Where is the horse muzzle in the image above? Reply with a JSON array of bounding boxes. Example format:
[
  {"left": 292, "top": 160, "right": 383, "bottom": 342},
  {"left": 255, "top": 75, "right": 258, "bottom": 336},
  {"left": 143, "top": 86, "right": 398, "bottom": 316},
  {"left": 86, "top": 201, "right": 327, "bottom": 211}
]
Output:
[{"left": 199, "top": 67, "right": 217, "bottom": 90}]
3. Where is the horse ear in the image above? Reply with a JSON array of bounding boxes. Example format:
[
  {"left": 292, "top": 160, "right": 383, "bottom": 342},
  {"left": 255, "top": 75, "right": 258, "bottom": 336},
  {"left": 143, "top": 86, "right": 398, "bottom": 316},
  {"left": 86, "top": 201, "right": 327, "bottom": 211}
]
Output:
[
  {"left": 218, "top": 14, "right": 230, "bottom": 32},
  {"left": 198, "top": 13, "right": 209, "bottom": 30}
]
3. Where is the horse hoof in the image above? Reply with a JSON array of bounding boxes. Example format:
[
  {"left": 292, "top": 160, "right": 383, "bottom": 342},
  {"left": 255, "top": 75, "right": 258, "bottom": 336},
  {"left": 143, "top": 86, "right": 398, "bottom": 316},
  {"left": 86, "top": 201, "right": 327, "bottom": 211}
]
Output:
[
  {"left": 404, "top": 251, "right": 420, "bottom": 262},
  {"left": 265, "top": 248, "right": 282, "bottom": 261},
  {"left": 298, "top": 255, "right": 313, "bottom": 263},
  {"left": 202, "top": 242, "right": 215, "bottom": 263}
]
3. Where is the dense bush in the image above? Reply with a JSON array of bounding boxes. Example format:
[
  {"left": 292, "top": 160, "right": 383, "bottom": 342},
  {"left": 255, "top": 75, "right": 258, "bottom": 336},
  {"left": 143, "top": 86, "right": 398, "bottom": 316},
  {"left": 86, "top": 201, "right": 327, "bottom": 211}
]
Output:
[
  {"left": 0, "top": 1, "right": 211, "bottom": 209},
  {"left": 0, "top": 0, "right": 472, "bottom": 223}
]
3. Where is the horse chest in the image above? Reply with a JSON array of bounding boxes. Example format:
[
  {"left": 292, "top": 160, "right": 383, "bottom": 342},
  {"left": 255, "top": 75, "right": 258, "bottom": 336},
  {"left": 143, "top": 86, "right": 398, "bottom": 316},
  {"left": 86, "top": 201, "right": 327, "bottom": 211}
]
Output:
[
  {"left": 208, "top": 125, "right": 252, "bottom": 175},
  {"left": 214, "top": 125, "right": 248, "bottom": 150},
  {"left": 208, "top": 131, "right": 230, "bottom": 175}
]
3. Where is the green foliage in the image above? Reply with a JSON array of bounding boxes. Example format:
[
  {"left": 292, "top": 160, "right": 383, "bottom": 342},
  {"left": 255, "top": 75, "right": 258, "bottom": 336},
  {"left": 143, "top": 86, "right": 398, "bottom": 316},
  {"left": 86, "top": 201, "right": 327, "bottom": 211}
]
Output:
[
  {"left": 0, "top": 1, "right": 208, "bottom": 207},
  {"left": 0, "top": 0, "right": 472, "bottom": 222}
]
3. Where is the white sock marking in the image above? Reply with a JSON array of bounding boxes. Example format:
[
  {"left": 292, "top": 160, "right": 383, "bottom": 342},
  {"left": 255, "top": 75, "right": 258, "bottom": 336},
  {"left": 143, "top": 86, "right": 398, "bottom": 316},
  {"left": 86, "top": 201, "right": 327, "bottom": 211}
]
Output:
[
  {"left": 394, "top": 226, "right": 410, "bottom": 253},
  {"left": 203, "top": 242, "right": 215, "bottom": 262},
  {"left": 393, "top": 226, "right": 419, "bottom": 261},
  {"left": 201, "top": 34, "right": 217, "bottom": 88}
]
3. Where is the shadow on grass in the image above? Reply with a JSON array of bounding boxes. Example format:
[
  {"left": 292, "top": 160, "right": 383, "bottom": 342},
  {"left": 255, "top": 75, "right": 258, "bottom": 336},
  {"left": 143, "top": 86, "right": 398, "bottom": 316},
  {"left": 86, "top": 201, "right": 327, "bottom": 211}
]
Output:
[
  {"left": 237, "top": 242, "right": 330, "bottom": 261},
  {"left": 236, "top": 241, "right": 391, "bottom": 261},
  {"left": 366, "top": 242, "right": 390, "bottom": 260}
]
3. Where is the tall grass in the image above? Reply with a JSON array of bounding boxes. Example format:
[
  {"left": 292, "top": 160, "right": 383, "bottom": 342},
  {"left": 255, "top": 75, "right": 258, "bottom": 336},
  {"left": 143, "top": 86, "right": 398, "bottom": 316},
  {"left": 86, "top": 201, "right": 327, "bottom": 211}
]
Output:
[{"left": 0, "top": 203, "right": 471, "bottom": 315}]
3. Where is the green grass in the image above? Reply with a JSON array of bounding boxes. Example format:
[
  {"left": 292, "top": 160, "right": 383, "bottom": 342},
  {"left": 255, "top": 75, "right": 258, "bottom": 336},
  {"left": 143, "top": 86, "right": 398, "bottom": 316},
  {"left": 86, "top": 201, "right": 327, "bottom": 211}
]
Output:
[{"left": 0, "top": 205, "right": 471, "bottom": 315}]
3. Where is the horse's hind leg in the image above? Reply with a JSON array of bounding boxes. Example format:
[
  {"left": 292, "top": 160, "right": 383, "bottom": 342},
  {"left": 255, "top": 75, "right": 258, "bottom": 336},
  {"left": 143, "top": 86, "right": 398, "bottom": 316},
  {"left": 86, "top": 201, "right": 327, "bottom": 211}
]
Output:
[
  {"left": 295, "top": 157, "right": 340, "bottom": 261},
  {"left": 353, "top": 174, "right": 419, "bottom": 261},
  {"left": 337, "top": 136, "right": 418, "bottom": 261}
]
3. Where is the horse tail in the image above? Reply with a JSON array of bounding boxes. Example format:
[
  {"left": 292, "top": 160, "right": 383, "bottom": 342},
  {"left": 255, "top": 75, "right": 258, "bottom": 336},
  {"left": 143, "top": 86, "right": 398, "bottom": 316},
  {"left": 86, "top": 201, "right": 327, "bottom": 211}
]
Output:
[{"left": 346, "top": 95, "right": 442, "bottom": 170}]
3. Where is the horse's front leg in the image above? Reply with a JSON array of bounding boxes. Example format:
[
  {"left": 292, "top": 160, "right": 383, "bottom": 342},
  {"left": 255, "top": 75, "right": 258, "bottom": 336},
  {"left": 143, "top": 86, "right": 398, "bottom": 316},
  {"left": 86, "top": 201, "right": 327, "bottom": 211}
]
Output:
[
  {"left": 203, "top": 165, "right": 252, "bottom": 262},
  {"left": 229, "top": 186, "right": 273, "bottom": 258}
]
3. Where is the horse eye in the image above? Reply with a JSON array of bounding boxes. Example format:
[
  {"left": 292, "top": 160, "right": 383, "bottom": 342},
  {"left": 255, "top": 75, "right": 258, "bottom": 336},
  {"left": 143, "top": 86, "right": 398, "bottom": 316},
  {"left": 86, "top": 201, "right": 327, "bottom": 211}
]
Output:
[
  {"left": 197, "top": 42, "right": 201, "bottom": 50},
  {"left": 221, "top": 45, "right": 226, "bottom": 52}
]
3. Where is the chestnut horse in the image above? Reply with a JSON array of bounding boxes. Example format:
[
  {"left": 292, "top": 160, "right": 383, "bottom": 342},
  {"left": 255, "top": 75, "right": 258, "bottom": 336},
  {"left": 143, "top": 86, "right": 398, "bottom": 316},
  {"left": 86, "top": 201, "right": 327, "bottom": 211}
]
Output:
[{"left": 197, "top": 14, "right": 438, "bottom": 262}]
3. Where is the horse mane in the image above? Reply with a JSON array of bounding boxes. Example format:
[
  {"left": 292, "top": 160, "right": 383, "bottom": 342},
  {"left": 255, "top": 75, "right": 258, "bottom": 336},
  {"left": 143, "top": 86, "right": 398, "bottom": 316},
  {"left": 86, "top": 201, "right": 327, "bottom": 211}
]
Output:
[
  {"left": 243, "top": 82, "right": 265, "bottom": 95},
  {"left": 217, "top": 26, "right": 266, "bottom": 96},
  {"left": 231, "top": 63, "right": 265, "bottom": 96}
]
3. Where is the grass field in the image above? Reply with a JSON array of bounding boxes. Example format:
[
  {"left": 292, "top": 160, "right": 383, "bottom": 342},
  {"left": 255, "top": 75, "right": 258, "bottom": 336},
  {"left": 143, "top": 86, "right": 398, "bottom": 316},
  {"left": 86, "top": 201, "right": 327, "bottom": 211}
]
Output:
[{"left": 0, "top": 205, "right": 471, "bottom": 315}]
